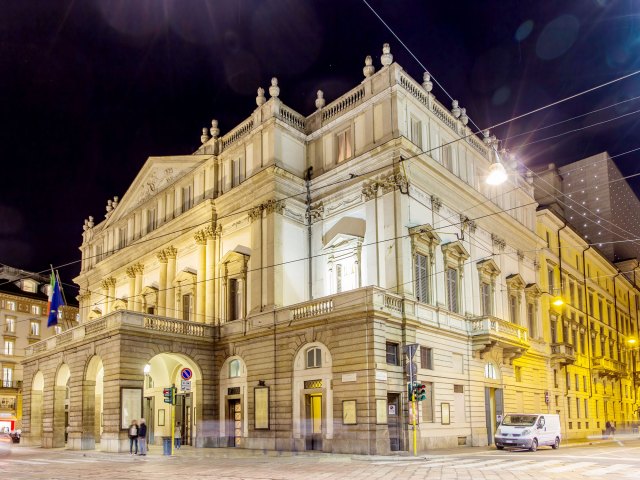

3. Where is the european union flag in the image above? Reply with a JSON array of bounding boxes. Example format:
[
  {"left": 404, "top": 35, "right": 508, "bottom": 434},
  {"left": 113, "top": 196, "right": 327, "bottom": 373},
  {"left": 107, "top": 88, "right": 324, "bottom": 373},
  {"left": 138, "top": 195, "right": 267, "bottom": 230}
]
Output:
[{"left": 48, "top": 277, "right": 64, "bottom": 327}]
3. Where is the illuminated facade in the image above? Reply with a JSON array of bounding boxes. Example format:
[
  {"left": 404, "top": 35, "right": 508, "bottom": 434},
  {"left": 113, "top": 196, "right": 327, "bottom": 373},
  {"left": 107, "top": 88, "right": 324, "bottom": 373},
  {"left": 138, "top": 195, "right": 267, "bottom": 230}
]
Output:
[
  {"left": 0, "top": 266, "right": 78, "bottom": 433},
  {"left": 19, "top": 43, "right": 637, "bottom": 454}
]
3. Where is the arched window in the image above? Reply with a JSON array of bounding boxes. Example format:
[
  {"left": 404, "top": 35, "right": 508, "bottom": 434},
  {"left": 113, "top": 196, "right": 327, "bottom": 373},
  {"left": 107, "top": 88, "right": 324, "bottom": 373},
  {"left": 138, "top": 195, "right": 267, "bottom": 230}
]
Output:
[
  {"left": 306, "top": 347, "right": 322, "bottom": 368},
  {"left": 229, "top": 359, "right": 241, "bottom": 378},
  {"left": 485, "top": 362, "right": 499, "bottom": 379}
]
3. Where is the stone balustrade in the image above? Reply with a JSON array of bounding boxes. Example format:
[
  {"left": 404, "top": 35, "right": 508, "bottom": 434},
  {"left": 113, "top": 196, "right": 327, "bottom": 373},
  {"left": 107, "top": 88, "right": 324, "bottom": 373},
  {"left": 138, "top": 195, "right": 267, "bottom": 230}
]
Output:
[{"left": 470, "top": 316, "right": 529, "bottom": 344}]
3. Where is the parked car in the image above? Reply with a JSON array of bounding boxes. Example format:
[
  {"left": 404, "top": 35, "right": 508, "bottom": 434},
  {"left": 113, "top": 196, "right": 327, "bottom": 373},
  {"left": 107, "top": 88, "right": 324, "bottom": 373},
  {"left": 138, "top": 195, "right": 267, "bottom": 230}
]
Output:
[{"left": 494, "top": 413, "right": 561, "bottom": 452}]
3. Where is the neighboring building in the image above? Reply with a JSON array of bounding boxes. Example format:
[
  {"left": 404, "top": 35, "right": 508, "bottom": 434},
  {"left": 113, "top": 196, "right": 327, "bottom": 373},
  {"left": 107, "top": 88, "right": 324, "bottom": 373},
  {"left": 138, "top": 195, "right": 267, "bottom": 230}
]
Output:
[
  {"left": 18, "top": 43, "right": 637, "bottom": 454},
  {"left": 537, "top": 209, "right": 640, "bottom": 439},
  {"left": 0, "top": 266, "right": 78, "bottom": 433},
  {"left": 533, "top": 153, "right": 640, "bottom": 262}
]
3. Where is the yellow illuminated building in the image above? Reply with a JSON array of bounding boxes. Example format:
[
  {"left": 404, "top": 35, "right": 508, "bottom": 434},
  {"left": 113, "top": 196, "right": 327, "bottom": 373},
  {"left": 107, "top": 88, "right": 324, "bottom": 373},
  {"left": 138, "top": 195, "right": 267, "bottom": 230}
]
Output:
[{"left": 537, "top": 208, "right": 640, "bottom": 439}]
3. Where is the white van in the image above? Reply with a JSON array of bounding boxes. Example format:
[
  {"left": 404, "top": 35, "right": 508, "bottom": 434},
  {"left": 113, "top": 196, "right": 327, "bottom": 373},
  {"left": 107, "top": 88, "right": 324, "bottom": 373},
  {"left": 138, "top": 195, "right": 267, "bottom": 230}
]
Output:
[{"left": 494, "top": 413, "right": 561, "bottom": 451}]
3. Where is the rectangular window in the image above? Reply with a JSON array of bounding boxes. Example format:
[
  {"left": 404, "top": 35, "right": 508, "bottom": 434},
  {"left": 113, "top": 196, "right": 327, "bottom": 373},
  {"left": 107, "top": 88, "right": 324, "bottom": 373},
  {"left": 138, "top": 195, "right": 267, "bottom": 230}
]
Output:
[
  {"left": 442, "top": 144, "right": 453, "bottom": 170},
  {"left": 182, "top": 184, "right": 193, "bottom": 213},
  {"left": 527, "top": 303, "right": 535, "bottom": 336},
  {"left": 3, "top": 340, "right": 14, "bottom": 356},
  {"left": 422, "top": 382, "right": 434, "bottom": 422},
  {"left": 583, "top": 376, "right": 587, "bottom": 392},
  {"left": 584, "top": 398, "right": 589, "bottom": 418},
  {"left": 231, "top": 158, "right": 241, "bottom": 187},
  {"left": 578, "top": 287, "right": 583, "bottom": 310},
  {"left": 550, "top": 318, "right": 557, "bottom": 343},
  {"left": 31, "top": 305, "right": 41, "bottom": 315},
  {"left": 576, "top": 397, "right": 580, "bottom": 418},
  {"left": 481, "top": 283, "right": 492, "bottom": 315},
  {"left": 228, "top": 279, "right": 242, "bottom": 321},
  {"left": 568, "top": 398, "right": 572, "bottom": 418},
  {"left": 566, "top": 372, "right": 571, "bottom": 390},
  {"left": 2, "top": 367, "right": 13, "bottom": 388},
  {"left": 580, "top": 330, "right": 586, "bottom": 354},
  {"left": 547, "top": 267, "right": 555, "bottom": 294},
  {"left": 54, "top": 325, "right": 63, "bottom": 335},
  {"left": 573, "top": 329, "right": 579, "bottom": 352},
  {"left": 554, "top": 369, "right": 558, "bottom": 388},
  {"left": 569, "top": 281, "right": 575, "bottom": 305},
  {"left": 386, "top": 342, "right": 399, "bottom": 366},
  {"left": 446, "top": 268, "right": 459, "bottom": 313},
  {"left": 414, "top": 253, "right": 429, "bottom": 303},
  {"left": 575, "top": 374, "right": 579, "bottom": 392},
  {"left": 182, "top": 294, "right": 192, "bottom": 321},
  {"left": 420, "top": 346, "right": 433, "bottom": 370},
  {"left": 336, "top": 129, "right": 353, "bottom": 163},
  {"left": 410, "top": 116, "right": 422, "bottom": 149},
  {"left": 510, "top": 296, "right": 518, "bottom": 324},
  {"left": 5, "top": 316, "right": 16, "bottom": 333},
  {"left": 6, "top": 300, "right": 16, "bottom": 311},
  {"left": 515, "top": 366, "right": 522, "bottom": 382},
  {"left": 30, "top": 320, "right": 40, "bottom": 336}
]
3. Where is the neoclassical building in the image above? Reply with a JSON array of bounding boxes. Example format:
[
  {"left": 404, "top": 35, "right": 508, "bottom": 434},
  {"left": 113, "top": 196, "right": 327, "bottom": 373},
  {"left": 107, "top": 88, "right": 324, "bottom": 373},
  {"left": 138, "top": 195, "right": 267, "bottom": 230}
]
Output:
[{"left": 20, "top": 44, "right": 638, "bottom": 454}]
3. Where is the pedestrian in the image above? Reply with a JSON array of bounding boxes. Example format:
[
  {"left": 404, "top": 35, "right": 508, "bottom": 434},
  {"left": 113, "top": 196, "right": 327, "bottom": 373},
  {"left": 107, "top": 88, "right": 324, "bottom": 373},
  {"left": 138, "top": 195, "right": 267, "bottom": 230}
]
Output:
[
  {"left": 605, "top": 420, "right": 613, "bottom": 437},
  {"left": 138, "top": 418, "right": 147, "bottom": 455},
  {"left": 128, "top": 420, "right": 138, "bottom": 455},
  {"left": 174, "top": 422, "right": 182, "bottom": 449}
]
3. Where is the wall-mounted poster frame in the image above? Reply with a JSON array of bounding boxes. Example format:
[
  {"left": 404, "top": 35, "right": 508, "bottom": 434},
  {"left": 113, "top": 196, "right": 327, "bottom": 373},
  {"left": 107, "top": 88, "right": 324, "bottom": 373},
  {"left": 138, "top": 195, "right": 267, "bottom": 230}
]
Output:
[
  {"left": 120, "top": 387, "right": 142, "bottom": 430},
  {"left": 254, "top": 386, "right": 270, "bottom": 429}
]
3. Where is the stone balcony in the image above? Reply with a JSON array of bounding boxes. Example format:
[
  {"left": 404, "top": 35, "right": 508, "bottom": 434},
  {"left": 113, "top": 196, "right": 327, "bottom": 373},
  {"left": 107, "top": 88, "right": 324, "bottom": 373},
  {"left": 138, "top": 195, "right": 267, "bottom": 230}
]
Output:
[
  {"left": 25, "top": 310, "right": 215, "bottom": 359},
  {"left": 469, "top": 316, "right": 530, "bottom": 364},
  {"left": 550, "top": 342, "right": 576, "bottom": 366},
  {"left": 592, "top": 356, "right": 626, "bottom": 379}
]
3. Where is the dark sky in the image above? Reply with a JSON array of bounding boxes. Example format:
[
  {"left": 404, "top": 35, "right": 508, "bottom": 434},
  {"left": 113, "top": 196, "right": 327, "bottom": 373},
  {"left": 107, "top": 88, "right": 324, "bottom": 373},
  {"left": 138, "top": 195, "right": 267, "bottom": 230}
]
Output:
[{"left": 1, "top": 0, "right": 640, "bottom": 286}]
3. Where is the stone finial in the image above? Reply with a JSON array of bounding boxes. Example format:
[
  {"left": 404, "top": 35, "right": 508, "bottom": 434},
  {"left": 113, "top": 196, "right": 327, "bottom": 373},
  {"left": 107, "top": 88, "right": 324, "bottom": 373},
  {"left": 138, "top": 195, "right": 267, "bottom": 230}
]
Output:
[
  {"left": 112, "top": 196, "right": 119, "bottom": 208},
  {"left": 483, "top": 129, "right": 491, "bottom": 144},
  {"left": 210, "top": 119, "right": 220, "bottom": 138},
  {"left": 381, "top": 43, "right": 393, "bottom": 66},
  {"left": 256, "top": 87, "right": 266, "bottom": 106},
  {"left": 460, "top": 108, "right": 468, "bottom": 126},
  {"left": 451, "top": 100, "right": 461, "bottom": 118},
  {"left": 363, "top": 55, "right": 375, "bottom": 77},
  {"left": 315, "top": 90, "right": 325, "bottom": 109},
  {"left": 201, "top": 128, "right": 210, "bottom": 144},
  {"left": 269, "top": 78, "right": 280, "bottom": 98},
  {"left": 106, "top": 199, "right": 113, "bottom": 213},
  {"left": 422, "top": 72, "right": 433, "bottom": 92}
]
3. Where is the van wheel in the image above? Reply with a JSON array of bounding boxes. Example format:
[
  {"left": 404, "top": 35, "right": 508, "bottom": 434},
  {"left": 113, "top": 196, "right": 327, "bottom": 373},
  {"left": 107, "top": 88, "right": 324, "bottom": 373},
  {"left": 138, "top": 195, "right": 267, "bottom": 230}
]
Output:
[
  {"left": 529, "top": 439, "right": 538, "bottom": 452},
  {"left": 496, "top": 445, "right": 504, "bottom": 450},
  {"left": 552, "top": 437, "right": 560, "bottom": 449}
]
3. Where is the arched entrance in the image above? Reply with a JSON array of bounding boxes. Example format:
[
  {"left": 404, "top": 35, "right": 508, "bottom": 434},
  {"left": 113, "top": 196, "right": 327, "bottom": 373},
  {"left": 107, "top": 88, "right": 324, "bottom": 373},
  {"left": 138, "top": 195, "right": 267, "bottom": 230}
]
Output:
[
  {"left": 219, "top": 356, "right": 248, "bottom": 447},
  {"left": 29, "top": 371, "right": 45, "bottom": 446},
  {"left": 53, "top": 364, "right": 70, "bottom": 448},
  {"left": 71, "top": 355, "right": 104, "bottom": 450},
  {"left": 143, "top": 353, "right": 203, "bottom": 448}
]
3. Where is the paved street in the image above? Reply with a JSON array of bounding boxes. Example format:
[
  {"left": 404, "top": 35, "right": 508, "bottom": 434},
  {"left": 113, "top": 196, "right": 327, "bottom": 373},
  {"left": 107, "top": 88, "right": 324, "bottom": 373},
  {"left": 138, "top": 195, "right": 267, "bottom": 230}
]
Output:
[{"left": 2, "top": 440, "right": 640, "bottom": 479}]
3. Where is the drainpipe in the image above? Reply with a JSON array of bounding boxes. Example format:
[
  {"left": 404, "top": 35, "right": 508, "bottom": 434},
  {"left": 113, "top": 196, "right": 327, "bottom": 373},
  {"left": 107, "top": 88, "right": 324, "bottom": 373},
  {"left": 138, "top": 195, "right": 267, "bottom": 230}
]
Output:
[
  {"left": 613, "top": 272, "right": 623, "bottom": 423},
  {"left": 305, "top": 167, "right": 314, "bottom": 301}
]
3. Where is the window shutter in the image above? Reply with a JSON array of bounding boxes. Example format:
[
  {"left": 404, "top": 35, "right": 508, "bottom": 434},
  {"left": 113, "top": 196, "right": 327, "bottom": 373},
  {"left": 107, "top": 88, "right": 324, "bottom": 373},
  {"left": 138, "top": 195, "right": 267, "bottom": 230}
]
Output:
[
  {"left": 415, "top": 253, "right": 428, "bottom": 302},
  {"left": 447, "top": 268, "right": 458, "bottom": 313}
]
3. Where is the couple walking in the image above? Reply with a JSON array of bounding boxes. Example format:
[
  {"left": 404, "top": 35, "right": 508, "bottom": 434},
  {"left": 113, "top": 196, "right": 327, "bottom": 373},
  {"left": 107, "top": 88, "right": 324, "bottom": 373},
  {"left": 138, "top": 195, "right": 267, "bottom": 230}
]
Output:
[{"left": 128, "top": 418, "right": 147, "bottom": 455}]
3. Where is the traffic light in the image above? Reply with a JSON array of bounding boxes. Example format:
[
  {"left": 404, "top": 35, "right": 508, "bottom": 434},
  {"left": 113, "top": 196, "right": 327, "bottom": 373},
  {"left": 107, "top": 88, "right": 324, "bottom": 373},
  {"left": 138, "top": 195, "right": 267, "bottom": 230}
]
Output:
[
  {"left": 163, "top": 386, "right": 175, "bottom": 404},
  {"left": 407, "top": 382, "right": 414, "bottom": 399},
  {"left": 415, "top": 383, "right": 427, "bottom": 401}
]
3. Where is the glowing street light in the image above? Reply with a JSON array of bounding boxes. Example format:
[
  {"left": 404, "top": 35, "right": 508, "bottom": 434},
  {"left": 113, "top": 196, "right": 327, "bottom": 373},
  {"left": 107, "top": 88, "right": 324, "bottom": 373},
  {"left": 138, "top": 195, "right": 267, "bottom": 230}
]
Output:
[
  {"left": 486, "top": 147, "right": 508, "bottom": 186},
  {"left": 143, "top": 364, "right": 151, "bottom": 375}
]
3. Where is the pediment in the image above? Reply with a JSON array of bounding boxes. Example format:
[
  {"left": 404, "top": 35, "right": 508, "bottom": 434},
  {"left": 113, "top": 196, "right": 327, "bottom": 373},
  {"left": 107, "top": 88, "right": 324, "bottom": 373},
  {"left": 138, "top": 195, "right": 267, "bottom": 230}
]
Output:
[
  {"left": 506, "top": 273, "right": 526, "bottom": 290},
  {"left": 103, "top": 154, "right": 210, "bottom": 227}
]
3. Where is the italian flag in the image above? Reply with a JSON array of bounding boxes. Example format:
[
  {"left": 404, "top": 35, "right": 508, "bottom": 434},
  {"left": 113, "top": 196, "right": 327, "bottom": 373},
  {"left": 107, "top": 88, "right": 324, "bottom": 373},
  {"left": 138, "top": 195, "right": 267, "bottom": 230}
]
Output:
[{"left": 47, "top": 271, "right": 55, "bottom": 316}]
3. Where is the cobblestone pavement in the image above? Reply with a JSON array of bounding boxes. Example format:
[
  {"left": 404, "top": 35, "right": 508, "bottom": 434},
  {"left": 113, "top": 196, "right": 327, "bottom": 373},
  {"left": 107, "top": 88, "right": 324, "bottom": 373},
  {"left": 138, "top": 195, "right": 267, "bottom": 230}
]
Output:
[{"left": 2, "top": 440, "right": 640, "bottom": 479}]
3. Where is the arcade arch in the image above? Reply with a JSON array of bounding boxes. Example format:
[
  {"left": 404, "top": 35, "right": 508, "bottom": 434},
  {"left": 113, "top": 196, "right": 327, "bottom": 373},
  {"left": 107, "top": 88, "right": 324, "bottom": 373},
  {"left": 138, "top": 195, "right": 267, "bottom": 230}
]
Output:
[
  {"left": 29, "top": 371, "right": 45, "bottom": 446},
  {"left": 219, "top": 356, "right": 248, "bottom": 446}
]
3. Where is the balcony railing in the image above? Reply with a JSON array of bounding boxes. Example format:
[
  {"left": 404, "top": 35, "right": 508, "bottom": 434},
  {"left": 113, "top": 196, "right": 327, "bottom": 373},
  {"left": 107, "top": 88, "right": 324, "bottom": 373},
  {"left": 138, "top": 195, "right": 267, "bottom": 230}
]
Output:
[
  {"left": 550, "top": 342, "right": 576, "bottom": 365},
  {"left": 470, "top": 316, "right": 530, "bottom": 361},
  {"left": 0, "top": 380, "right": 22, "bottom": 389},
  {"left": 593, "top": 356, "right": 626, "bottom": 378}
]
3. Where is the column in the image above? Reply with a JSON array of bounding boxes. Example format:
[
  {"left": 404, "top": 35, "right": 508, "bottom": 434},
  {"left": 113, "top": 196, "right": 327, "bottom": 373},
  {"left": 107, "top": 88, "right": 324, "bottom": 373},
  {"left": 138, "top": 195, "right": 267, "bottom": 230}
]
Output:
[
  {"left": 134, "top": 263, "right": 144, "bottom": 312},
  {"left": 157, "top": 250, "right": 168, "bottom": 316},
  {"left": 213, "top": 225, "right": 221, "bottom": 325},
  {"left": 126, "top": 267, "right": 136, "bottom": 311},
  {"left": 195, "top": 229, "right": 207, "bottom": 323},
  {"left": 108, "top": 278, "right": 116, "bottom": 314},
  {"left": 205, "top": 225, "right": 215, "bottom": 325},
  {"left": 101, "top": 280, "right": 110, "bottom": 314},
  {"left": 166, "top": 246, "right": 177, "bottom": 318}
]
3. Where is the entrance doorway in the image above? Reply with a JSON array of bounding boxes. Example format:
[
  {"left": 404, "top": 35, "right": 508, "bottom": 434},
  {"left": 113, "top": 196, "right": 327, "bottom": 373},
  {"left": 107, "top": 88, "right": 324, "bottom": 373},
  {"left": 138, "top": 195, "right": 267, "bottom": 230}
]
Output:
[
  {"left": 175, "top": 394, "right": 192, "bottom": 446},
  {"left": 143, "top": 396, "right": 154, "bottom": 445},
  {"left": 485, "top": 387, "right": 503, "bottom": 445},
  {"left": 227, "top": 399, "right": 242, "bottom": 447},
  {"left": 388, "top": 393, "right": 402, "bottom": 451},
  {"left": 305, "top": 393, "right": 322, "bottom": 451}
]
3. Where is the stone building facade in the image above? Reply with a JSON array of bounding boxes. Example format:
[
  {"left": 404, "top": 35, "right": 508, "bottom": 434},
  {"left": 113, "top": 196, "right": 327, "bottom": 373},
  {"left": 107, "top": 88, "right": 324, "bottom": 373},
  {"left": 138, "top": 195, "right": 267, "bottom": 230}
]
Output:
[{"left": 20, "top": 44, "right": 639, "bottom": 454}]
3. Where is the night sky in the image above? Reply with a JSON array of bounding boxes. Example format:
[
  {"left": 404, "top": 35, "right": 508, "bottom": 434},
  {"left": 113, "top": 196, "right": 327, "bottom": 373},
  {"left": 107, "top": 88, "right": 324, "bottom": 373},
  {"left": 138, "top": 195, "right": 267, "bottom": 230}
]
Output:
[{"left": 2, "top": 0, "right": 640, "bottom": 288}]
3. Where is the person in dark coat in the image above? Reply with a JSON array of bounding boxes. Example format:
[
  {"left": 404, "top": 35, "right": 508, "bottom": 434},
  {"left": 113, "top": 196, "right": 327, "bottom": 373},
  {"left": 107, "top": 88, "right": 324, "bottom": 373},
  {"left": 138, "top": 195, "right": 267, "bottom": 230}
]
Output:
[
  {"left": 138, "top": 418, "right": 147, "bottom": 455},
  {"left": 128, "top": 420, "right": 138, "bottom": 455}
]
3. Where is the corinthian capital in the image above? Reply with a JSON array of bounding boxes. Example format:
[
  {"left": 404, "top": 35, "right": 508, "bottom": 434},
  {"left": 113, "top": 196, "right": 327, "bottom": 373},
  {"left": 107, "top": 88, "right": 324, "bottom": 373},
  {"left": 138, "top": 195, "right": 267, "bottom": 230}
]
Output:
[{"left": 165, "top": 246, "right": 178, "bottom": 259}]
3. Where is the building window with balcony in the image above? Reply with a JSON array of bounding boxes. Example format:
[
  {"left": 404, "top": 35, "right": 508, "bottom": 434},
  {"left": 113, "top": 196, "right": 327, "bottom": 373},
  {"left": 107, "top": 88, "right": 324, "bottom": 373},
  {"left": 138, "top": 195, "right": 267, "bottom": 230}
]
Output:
[
  {"left": 30, "top": 320, "right": 40, "bottom": 336},
  {"left": 477, "top": 259, "right": 500, "bottom": 317},
  {"left": 221, "top": 251, "right": 249, "bottom": 323},
  {"left": 5, "top": 316, "right": 16, "bottom": 333},
  {"left": 442, "top": 242, "right": 469, "bottom": 315},
  {"left": 3, "top": 340, "right": 14, "bottom": 356},
  {"left": 2, "top": 367, "right": 12, "bottom": 388},
  {"left": 410, "top": 225, "right": 440, "bottom": 305},
  {"left": 306, "top": 347, "right": 322, "bottom": 368},
  {"left": 386, "top": 342, "right": 399, "bottom": 366},
  {"left": 228, "top": 278, "right": 243, "bottom": 321},
  {"left": 336, "top": 128, "right": 353, "bottom": 163}
]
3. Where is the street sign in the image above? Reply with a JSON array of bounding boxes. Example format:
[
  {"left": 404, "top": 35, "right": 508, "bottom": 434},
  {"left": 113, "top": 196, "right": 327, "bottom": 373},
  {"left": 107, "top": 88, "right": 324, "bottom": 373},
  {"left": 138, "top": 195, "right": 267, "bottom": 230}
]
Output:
[
  {"left": 180, "top": 368, "right": 193, "bottom": 381},
  {"left": 181, "top": 380, "right": 191, "bottom": 391},
  {"left": 403, "top": 344, "right": 419, "bottom": 359}
]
